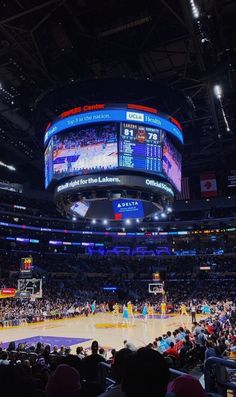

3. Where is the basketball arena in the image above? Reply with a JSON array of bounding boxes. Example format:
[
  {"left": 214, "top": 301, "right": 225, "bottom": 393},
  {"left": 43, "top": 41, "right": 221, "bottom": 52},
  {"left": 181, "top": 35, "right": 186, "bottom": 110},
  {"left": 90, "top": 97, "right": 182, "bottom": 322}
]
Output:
[{"left": 0, "top": 2, "right": 236, "bottom": 397}]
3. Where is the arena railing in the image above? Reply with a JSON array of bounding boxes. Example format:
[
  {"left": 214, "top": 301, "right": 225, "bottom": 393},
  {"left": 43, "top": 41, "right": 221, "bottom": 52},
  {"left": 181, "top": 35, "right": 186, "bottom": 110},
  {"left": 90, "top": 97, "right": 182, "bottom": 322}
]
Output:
[
  {"left": 98, "top": 357, "right": 229, "bottom": 397},
  {"left": 204, "top": 356, "right": 236, "bottom": 396}
]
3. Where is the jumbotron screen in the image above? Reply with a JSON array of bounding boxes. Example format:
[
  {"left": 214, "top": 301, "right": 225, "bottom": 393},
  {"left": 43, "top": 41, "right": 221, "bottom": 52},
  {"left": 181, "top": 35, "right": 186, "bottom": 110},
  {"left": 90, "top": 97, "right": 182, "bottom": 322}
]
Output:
[
  {"left": 163, "top": 136, "right": 182, "bottom": 191},
  {"left": 45, "top": 123, "right": 118, "bottom": 186},
  {"left": 44, "top": 104, "right": 183, "bottom": 191}
]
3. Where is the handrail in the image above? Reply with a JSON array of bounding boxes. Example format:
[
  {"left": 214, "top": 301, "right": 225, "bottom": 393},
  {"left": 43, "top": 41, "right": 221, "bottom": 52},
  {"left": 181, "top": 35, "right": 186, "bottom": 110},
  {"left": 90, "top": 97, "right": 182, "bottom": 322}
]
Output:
[
  {"left": 204, "top": 357, "right": 236, "bottom": 396},
  {"left": 98, "top": 361, "right": 189, "bottom": 388}
]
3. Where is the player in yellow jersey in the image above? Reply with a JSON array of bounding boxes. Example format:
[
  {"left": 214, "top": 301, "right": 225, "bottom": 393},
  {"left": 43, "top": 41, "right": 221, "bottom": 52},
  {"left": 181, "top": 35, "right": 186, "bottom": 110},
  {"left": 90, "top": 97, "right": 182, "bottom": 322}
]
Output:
[
  {"left": 127, "top": 301, "right": 134, "bottom": 319},
  {"left": 160, "top": 301, "right": 167, "bottom": 317},
  {"left": 148, "top": 304, "right": 154, "bottom": 318},
  {"left": 180, "top": 303, "right": 188, "bottom": 317},
  {"left": 113, "top": 303, "right": 119, "bottom": 316}
]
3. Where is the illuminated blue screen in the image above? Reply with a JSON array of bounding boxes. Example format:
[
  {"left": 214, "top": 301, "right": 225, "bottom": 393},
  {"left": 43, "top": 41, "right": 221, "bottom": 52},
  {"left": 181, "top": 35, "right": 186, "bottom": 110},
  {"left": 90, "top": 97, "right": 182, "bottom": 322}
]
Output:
[
  {"left": 44, "top": 108, "right": 183, "bottom": 144},
  {"left": 119, "top": 123, "right": 163, "bottom": 174},
  {"left": 112, "top": 199, "right": 144, "bottom": 220}
]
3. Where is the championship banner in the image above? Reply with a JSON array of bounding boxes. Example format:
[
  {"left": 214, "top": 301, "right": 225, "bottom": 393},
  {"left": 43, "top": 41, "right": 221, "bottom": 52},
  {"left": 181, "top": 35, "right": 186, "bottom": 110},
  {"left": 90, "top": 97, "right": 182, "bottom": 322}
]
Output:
[
  {"left": 176, "top": 177, "right": 190, "bottom": 200},
  {"left": 200, "top": 172, "right": 217, "bottom": 197}
]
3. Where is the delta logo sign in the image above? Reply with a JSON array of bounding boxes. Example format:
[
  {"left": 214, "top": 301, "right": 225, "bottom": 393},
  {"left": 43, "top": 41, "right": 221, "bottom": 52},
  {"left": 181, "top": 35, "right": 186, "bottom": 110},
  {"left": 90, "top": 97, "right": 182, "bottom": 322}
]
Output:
[{"left": 112, "top": 199, "right": 144, "bottom": 220}]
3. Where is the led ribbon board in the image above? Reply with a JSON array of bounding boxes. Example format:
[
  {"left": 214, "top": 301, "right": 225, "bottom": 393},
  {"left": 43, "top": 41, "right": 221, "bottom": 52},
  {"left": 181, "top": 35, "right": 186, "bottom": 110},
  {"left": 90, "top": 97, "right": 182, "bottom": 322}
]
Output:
[{"left": 44, "top": 108, "right": 183, "bottom": 145}]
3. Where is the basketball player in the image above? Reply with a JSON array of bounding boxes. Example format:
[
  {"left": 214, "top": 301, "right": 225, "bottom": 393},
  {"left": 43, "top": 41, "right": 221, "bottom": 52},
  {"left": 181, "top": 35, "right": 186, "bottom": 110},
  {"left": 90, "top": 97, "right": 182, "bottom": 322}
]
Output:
[
  {"left": 180, "top": 303, "right": 188, "bottom": 317},
  {"left": 160, "top": 301, "right": 167, "bottom": 317},
  {"left": 142, "top": 303, "right": 148, "bottom": 322},
  {"left": 122, "top": 304, "right": 129, "bottom": 324},
  {"left": 113, "top": 303, "right": 119, "bottom": 317},
  {"left": 127, "top": 301, "right": 134, "bottom": 319},
  {"left": 84, "top": 302, "right": 90, "bottom": 317},
  {"left": 148, "top": 304, "right": 154, "bottom": 318},
  {"left": 91, "top": 300, "right": 96, "bottom": 315},
  {"left": 190, "top": 302, "right": 196, "bottom": 323}
]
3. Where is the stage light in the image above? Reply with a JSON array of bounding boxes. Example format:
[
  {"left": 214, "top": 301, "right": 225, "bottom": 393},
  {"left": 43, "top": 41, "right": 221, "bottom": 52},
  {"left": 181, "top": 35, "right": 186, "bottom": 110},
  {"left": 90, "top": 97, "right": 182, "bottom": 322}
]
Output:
[
  {"left": 103, "top": 219, "right": 108, "bottom": 225},
  {"left": 72, "top": 215, "right": 76, "bottom": 221},
  {"left": 190, "top": 0, "right": 199, "bottom": 18},
  {"left": 125, "top": 219, "right": 131, "bottom": 225},
  {"left": 154, "top": 214, "right": 159, "bottom": 220},
  {"left": 0, "top": 161, "right": 16, "bottom": 171},
  {"left": 213, "top": 84, "right": 222, "bottom": 99},
  {"left": 161, "top": 213, "right": 167, "bottom": 218},
  {"left": 91, "top": 219, "right": 96, "bottom": 224},
  {"left": 166, "top": 207, "right": 172, "bottom": 213},
  {"left": 136, "top": 218, "right": 140, "bottom": 223}
]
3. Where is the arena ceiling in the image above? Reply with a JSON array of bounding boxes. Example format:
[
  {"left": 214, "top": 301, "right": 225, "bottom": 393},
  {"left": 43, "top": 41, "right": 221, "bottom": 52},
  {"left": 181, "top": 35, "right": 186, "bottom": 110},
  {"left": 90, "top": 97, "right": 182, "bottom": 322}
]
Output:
[{"left": 0, "top": 0, "right": 235, "bottom": 189}]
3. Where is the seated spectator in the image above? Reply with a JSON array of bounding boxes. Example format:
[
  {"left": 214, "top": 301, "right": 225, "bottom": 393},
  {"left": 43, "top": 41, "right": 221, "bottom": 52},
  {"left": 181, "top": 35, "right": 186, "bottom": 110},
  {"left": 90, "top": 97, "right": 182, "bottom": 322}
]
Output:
[
  {"left": 59, "top": 346, "right": 65, "bottom": 356},
  {"left": 197, "top": 329, "right": 207, "bottom": 347},
  {"left": 156, "top": 336, "right": 169, "bottom": 353},
  {"left": 99, "top": 347, "right": 107, "bottom": 360},
  {"left": 167, "top": 374, "right": 206, "bottom": 397},
  {"left": 205, "top": 341, "right": 217, "bottom": 361},
  {"left": 81, "top": 340, "right": 106, "bottom": 382},
  {"left": 165, "top": 342, "right": 180, "bottom": 359},
  {"left": 165, "top": 331, "right": 175, "bottom": 345},
  {"left": 123, "top": 340, "right": 136, "bottom": 351},
  {"left": 46, "top": 364, "right": 81, "bottom": 397},
  {"left": 7, "top": 341, "right": 16, "bottom": 351},
  {"left": 0, "top": 351, "right": 10, "bottom": 365},
  {"left": 193, "top": 322, "right": 202, "bottom": 339},
  {"left": 76, "top": 346, "right": 85, "bottom": 360},
  {"left": 52, "top": 345, "right": 59, "bottom": 355},
  {"left": 218, "top": 337, "right": 227, "bottom": 356},
  {"left": 184, "top": 334, "right": 193, "bottom": 350},
  {"left": 122, "top": 347, "right": 170, "bottom": 397},
  {"left": 35, "top": 342, "right": 44, "bottom": 355},
  {"left": 108, "top": 348, "right": 116, "bottom": 364},
  {"left": 99, "top": 348, "right": 132, "bottom": 397}
]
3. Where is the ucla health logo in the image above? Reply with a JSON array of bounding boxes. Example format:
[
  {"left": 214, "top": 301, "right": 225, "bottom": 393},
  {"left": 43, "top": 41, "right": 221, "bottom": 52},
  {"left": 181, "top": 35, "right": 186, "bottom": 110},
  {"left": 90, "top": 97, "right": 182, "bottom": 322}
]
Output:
[{"left": 126, "top": 111, "right": 144, "bottom": 122}]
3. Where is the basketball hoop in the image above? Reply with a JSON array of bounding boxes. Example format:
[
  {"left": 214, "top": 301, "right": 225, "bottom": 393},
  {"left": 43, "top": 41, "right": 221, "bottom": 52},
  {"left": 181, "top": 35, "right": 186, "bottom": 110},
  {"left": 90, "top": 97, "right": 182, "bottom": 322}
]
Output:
[
  {"left": 148, "top": 282, "right": 164, "bottom": 295},
  {"left": 153, "top": 287, "right": 159, "bottom": 296}
]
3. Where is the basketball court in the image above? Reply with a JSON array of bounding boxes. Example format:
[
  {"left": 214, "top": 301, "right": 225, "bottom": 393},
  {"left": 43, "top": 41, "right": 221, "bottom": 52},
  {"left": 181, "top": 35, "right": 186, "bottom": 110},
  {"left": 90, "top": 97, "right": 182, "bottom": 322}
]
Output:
[{"left": 0, "top": 312, "right": 197, "bottom": 353}]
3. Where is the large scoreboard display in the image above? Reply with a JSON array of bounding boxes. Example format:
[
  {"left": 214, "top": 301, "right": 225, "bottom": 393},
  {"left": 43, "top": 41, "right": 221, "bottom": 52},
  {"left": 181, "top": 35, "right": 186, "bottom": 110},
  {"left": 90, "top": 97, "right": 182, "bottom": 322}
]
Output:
[
  {"left": 45, "top": 104, "right": 183, "bottom": 193},
  {"left": 119, "top": 123, "right": 163, "bottom": 173}
]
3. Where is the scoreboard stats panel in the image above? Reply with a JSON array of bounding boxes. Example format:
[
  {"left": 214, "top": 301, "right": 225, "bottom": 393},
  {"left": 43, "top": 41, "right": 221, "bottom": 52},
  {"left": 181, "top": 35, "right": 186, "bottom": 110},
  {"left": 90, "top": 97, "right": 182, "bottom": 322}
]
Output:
[
  {"left": 20, "top": 257, "right": 33, "bottom": 277},
  {"left": 119, "top": 123, "right": 163, "bottom": 174}
]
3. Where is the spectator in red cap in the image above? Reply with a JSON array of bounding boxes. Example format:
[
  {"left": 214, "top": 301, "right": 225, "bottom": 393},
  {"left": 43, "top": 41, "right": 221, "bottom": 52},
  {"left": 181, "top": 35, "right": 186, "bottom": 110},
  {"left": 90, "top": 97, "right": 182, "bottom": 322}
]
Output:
[
  {"left": 167, "top": 374, "right": 206, "bottom": 397},
  {"left": 46, "top": 364, "right": 81, "bottom": 397}
]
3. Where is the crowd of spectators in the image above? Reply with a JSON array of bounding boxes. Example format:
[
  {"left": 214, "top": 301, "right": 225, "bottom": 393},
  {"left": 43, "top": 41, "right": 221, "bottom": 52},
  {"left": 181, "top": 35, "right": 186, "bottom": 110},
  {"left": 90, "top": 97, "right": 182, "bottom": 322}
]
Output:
[
  {"left": 0, "top": 248, "right": 235, "bottom": 395},
  {"left": 1, "top": 310, "right": 235, "bottom": 396}
]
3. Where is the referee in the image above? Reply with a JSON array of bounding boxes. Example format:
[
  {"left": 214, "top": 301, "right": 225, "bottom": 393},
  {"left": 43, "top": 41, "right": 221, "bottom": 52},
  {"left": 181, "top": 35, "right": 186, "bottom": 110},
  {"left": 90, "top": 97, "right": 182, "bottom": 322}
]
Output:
[{"left": 190, "top": 302, "right": 196, "bottom": 323}]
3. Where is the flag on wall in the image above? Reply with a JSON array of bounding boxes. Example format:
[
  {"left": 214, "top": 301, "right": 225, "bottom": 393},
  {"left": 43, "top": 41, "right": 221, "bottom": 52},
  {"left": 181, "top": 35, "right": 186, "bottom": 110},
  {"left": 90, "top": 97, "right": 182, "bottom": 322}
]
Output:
[
  {"left": 200, "top": 172, "right": 217, "bottom": 197},
  {"left": 176, "top": 177, "right": 190, "bottom": 200}
]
